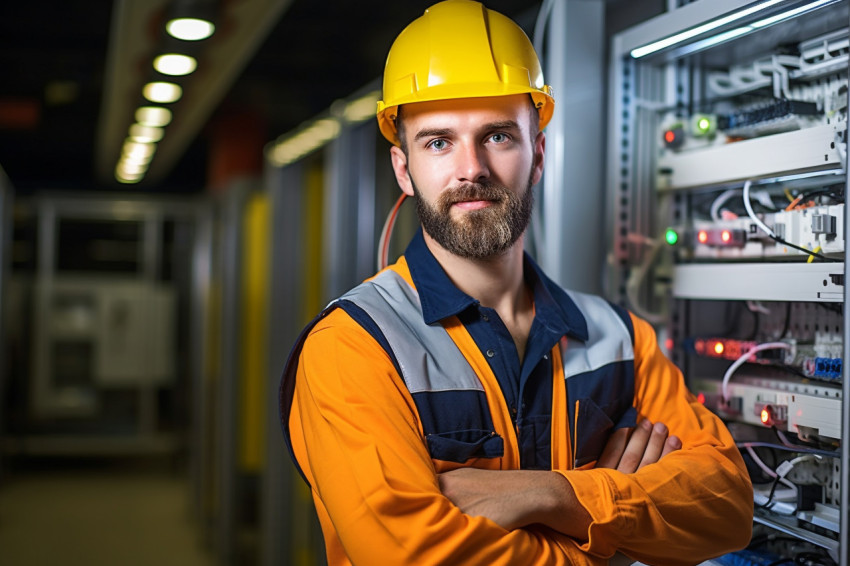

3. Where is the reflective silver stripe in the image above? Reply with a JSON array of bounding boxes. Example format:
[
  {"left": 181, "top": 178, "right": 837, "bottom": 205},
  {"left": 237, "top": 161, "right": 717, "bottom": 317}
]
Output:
[
  {"left": 338, "top": 270, "right": 484, "bottom": 394},
  {"left": 560, "top": 290, "right": 634, "bottom": 379}
]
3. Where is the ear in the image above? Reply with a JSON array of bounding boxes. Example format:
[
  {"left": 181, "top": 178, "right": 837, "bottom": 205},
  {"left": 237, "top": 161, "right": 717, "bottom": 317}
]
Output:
[
  {"left": 530, "top": 131, "right": 545, "bottom": 186},
  {"left": 390, "top": 146, "right": 415, "bottom": 197}
]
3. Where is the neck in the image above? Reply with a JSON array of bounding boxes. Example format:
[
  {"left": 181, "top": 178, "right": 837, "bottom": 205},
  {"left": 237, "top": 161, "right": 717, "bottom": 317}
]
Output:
[{"left": 423, "top": 231, "right": 534, "bottom": 359}]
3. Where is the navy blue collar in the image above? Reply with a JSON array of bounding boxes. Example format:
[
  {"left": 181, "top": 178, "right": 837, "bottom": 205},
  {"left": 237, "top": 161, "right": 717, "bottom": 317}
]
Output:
[{"left": 403, "top": 229, "right": 589, "bottom": 342}]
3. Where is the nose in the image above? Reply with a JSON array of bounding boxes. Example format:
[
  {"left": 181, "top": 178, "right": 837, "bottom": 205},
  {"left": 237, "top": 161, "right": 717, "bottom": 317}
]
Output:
[{"left": 454, "top": 141, "right": 490, "bottom": 183}]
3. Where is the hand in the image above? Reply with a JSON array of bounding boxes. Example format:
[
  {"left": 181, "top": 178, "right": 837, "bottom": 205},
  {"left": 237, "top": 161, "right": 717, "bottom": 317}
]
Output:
[
  {"left": 438, "top": 468, "right": 590, "bottom": 537},
  {"left": 595, "top": 419, "right": 681, "bottom": 473}
]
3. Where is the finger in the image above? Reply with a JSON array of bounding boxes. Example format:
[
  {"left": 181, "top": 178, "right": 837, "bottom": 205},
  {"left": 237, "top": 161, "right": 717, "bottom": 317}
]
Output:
[
  {"left": 637, "top": 422, "right": 669, "bottom": 470},
  {"left": 661, "top": 435, "right": 682, "bottom": 458},
  {"left": 596, "top": 427, "right": 630, "bottom": 469},
  {"left": 617, "top": 419, "right": 653, "bottom": 473}
]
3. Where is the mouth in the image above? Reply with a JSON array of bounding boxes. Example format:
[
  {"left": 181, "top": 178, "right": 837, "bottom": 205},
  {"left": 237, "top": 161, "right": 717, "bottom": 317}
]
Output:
[{"left": 451, "top": 199, "right": 494, "bottom": 211}]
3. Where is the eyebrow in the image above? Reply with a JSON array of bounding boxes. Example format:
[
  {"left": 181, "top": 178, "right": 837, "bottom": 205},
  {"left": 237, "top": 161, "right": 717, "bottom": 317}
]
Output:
[
  {"left": 413, "top": 128, "right": 452, "bottom": 142},
  {"left": 412, "top": 120, "right": 522, "bottom": 143},
  {"left": 485, "top": 120, "right": 521, "bottom": 132}
]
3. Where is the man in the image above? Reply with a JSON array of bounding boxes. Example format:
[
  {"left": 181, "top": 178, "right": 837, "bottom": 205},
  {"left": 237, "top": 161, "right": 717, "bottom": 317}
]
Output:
[{"left": 280, "top": 1, "right": 753, "bottom": 564}]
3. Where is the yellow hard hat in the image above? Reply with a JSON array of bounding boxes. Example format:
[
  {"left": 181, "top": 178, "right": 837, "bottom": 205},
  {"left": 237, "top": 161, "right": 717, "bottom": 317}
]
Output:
[{"left": 376, "top": 0, "right": 554, "bottom": 146}]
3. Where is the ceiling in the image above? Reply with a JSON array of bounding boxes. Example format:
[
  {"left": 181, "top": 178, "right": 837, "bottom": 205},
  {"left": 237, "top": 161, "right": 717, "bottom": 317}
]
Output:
[{"left": 0, "top": 0, "right": 542, "bottom": 195}]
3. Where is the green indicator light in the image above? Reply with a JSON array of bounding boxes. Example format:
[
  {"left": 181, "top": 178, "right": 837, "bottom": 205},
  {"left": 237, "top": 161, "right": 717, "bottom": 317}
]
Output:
[
  {"left": 665, "top": 228, "right": 679, "bottom": 246},
  {"left": 697, "top": 117, "right": 710, "bottom": 132}
]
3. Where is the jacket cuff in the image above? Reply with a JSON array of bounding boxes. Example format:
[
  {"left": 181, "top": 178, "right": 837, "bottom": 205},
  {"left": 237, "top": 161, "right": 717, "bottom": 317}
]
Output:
[{"left": 555, "top": 469, "right": 633, "bottom": 557}]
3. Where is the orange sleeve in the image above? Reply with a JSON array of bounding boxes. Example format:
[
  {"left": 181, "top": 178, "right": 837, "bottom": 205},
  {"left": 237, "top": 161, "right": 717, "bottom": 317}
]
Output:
[
  {"left": 557, "top": 313, "right": 753, "bottom": 565},
  {"left": 290, "top": 309, "right": 605, "bottom": 566}
]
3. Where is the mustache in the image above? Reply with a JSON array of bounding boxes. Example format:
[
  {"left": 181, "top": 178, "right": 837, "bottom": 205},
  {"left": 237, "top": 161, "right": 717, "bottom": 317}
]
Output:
[{"left": 438, "top": 182, "right": 510, "bottom": 206}]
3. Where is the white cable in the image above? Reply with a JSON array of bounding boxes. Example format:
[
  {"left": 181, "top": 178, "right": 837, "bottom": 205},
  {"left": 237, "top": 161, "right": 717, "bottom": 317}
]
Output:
[
  {"left": 710, "top": 188, "right": 742, "bottom": 221},
  {"left": 721, "top": 341, "right": 793, "bottom": 401},
  {"left": 742, "top": 180, "right": 776, "bottom": 238},
  {"left": 782, "top": 453, "right": 823, "bottom": 472},
  {"left": 746, "top": 300, "right": 771, "bottom": 315},
  {"left": 745, "top": 446, "right": 797, "bottom": 491},
  {"left": 625, "top": 236, "right": 666, "bottom": 324}
]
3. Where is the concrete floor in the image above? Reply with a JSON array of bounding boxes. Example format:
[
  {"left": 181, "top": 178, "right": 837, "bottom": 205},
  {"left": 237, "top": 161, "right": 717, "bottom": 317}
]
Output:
[{"left": 0, "top": 460, "right": 216, "bottom": 566}]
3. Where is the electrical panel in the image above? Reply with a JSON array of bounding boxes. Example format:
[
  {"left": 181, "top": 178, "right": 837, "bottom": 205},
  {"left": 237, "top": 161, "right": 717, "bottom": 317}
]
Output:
[{"left": 610, "top": 1, "right": 848, "bottom": 564}]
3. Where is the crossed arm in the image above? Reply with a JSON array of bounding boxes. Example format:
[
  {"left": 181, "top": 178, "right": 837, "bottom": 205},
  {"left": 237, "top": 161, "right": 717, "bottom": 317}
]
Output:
[
  {"left": 292, "top": 311, "right": 753, "bottom": 565},
  {"left": 438, "top": 419, "right": 682, "bottom": 538}
]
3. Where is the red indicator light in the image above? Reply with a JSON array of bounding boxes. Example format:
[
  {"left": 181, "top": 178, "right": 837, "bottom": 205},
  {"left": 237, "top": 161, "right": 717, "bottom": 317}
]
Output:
[
  {"left": 721, "top": 230, "right": 731, "bottom": 242},
  {"left": 694, "top": 339, "right": 705, "bottom": 355},
  {"left": 698, "top": 230, "right": 708, "bottom": 243},
  {"left": 665, "top": 338, "right": 674, "bottom": 351},
  {"left": 664, "top": 130, "right": 676, "bottom": 143},
  {"left": 760, "top": 407, "right": 771, "bottom": 425},
  {"left": 713, "top": 341, "right": 725, "bottom": 355},
  {"left": 697, "top": 392, "right": 706, "bottom": 405}
]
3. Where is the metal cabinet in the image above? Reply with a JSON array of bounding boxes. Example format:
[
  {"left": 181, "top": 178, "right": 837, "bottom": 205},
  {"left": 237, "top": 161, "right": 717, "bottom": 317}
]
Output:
[{"left": 609, "top": 1, "right": 849, "bottom": 562}]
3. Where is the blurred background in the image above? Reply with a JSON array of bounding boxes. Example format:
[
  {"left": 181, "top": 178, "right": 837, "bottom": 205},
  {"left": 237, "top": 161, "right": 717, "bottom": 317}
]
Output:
[{"left": 0, "top": 1, "right": 669, "bottom": 565}]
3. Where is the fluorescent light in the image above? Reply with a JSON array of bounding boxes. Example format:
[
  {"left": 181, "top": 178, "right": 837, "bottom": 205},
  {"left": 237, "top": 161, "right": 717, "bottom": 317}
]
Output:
[
  {"left": 129, "top": 124, "right": 164, "bottom": 143},
  {"left": 136, "top": 106, "right": 172, "bottom": 127},
  {"left": 750, "top": 0, "right": 835, "bottom": 27},
  {"left": 117, "top": 160, "right": 148, "bottom": 175},
  {"left": 630, "top": 0, "right": 786, "bottom": 58},
  {"left": 166, "top": 18, "right": 215, "bottom": 41},
  {"left": 267, "top": 118, "right": 343, "bottom": 167},
  {"left": 154, "top": 53, "right": 197, "bottom": 76},
  {"left": 143, "top": 81, "right": 182, "bottom": 103},
  {"left": 115, "top": 165, "right": 144, "bottom": 183},
  {"left": 669, "top": 0, "right": 842, "bottom": 58},
  {"left": 343, "top": 91, "right": 381, "bottom": 123},
  {"left": 122, "top": 140, "right": 156, "bottom": 162},
  {"left": 673, "top": 26, "right": 753, "bottom": 56}
]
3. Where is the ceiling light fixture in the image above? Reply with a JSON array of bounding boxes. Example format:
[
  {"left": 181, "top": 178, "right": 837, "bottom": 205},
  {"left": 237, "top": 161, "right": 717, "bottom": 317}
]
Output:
[
  {"left": 166, "top": 18, "right": 215, "bottom": 41},
  {"left": 129, "top": 124, "right": 165, "bottom": 143},
  {"left": 143, "top": 81, "right": 183, "bottom": 103},
  {"left": 268, "top": 117, "right": 342, "bottom": 167},
  {"left": 115, "top": 165, "right": 144, "bottom": 184},
  {"left": 135, "top": 106, "right": 172, "bottom": 127},
  {"left": 123, "top": 140, "right": 157, "bottom": 162},
  {"left": 117, "top": 160, "right": 148, "bottom": 175},
  {"left": 629, "top": 0, "right": 836, "bottom": 59},
  {"left": 153, "top": 53, "right": 198, "bottom": 76},
  {"left": 341, "top": 91, "right": 381, "bottom": 123}
]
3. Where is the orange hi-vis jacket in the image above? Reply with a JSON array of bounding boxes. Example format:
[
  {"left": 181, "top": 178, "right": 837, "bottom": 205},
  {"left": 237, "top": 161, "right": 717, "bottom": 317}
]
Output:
[{"left": 280, "top": 231, "right": 753, "bottom": 565}]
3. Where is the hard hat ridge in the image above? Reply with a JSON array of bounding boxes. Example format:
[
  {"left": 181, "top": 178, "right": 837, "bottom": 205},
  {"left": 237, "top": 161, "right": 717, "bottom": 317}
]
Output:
[{"left": 376, "top": 0, "right": 554, "bottom": 146}]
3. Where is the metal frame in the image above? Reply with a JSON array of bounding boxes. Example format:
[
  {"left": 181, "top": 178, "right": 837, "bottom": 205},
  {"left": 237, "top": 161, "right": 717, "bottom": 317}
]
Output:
[
  {"left": 323, "top": 119, "right": 378, "bottom": 301},
  {"left": 216, "top": 180, "right": 255, "bottom": 564},
  {"left": 19, "top": 194, "right": 209, "bottom": 456},
  {"left": 540, "top": 0, "right": 606, "bottom": 295},
  {"left": 261, "top": 161, "right": 304, "bottom": 566}
]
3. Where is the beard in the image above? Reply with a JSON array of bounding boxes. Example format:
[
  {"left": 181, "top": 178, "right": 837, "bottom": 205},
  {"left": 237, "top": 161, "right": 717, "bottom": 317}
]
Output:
[{"left": 411, "top": 171, "right": 535, "bottom": 260}]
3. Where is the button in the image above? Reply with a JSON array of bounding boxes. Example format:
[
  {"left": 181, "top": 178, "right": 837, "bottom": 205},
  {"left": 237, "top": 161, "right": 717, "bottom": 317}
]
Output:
[
  {"left": 481, "top": 313, "right": 490, "bottom": 321},
  {"left": 486, "top": 349, "right": 495, "bottom": 358},
  {"left": 543, "top": 354, "right": 548, "bottom": 360}
]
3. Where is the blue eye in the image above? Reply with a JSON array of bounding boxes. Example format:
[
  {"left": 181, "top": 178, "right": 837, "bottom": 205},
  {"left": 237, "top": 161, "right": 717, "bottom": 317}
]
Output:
[
  {"left": 490, "top": 133, "right": 509, "bottom": 143},
  {"left": 428, "top": 139, "right": 448, "bottom": 151}
]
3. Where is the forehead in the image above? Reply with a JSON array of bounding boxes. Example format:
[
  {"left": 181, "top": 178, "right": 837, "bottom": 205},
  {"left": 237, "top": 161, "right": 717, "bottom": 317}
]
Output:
[{"left": 400, "top": 94, "right": 533, "bottom": 132}]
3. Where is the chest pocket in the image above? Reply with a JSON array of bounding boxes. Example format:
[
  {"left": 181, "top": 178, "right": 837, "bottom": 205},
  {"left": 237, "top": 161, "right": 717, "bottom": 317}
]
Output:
[
  {"left": 339, "top": 270, "right": 504, "bottom": 467},
  {"left": 568, "top": 365, "right": 637, "bottom": 468}
]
